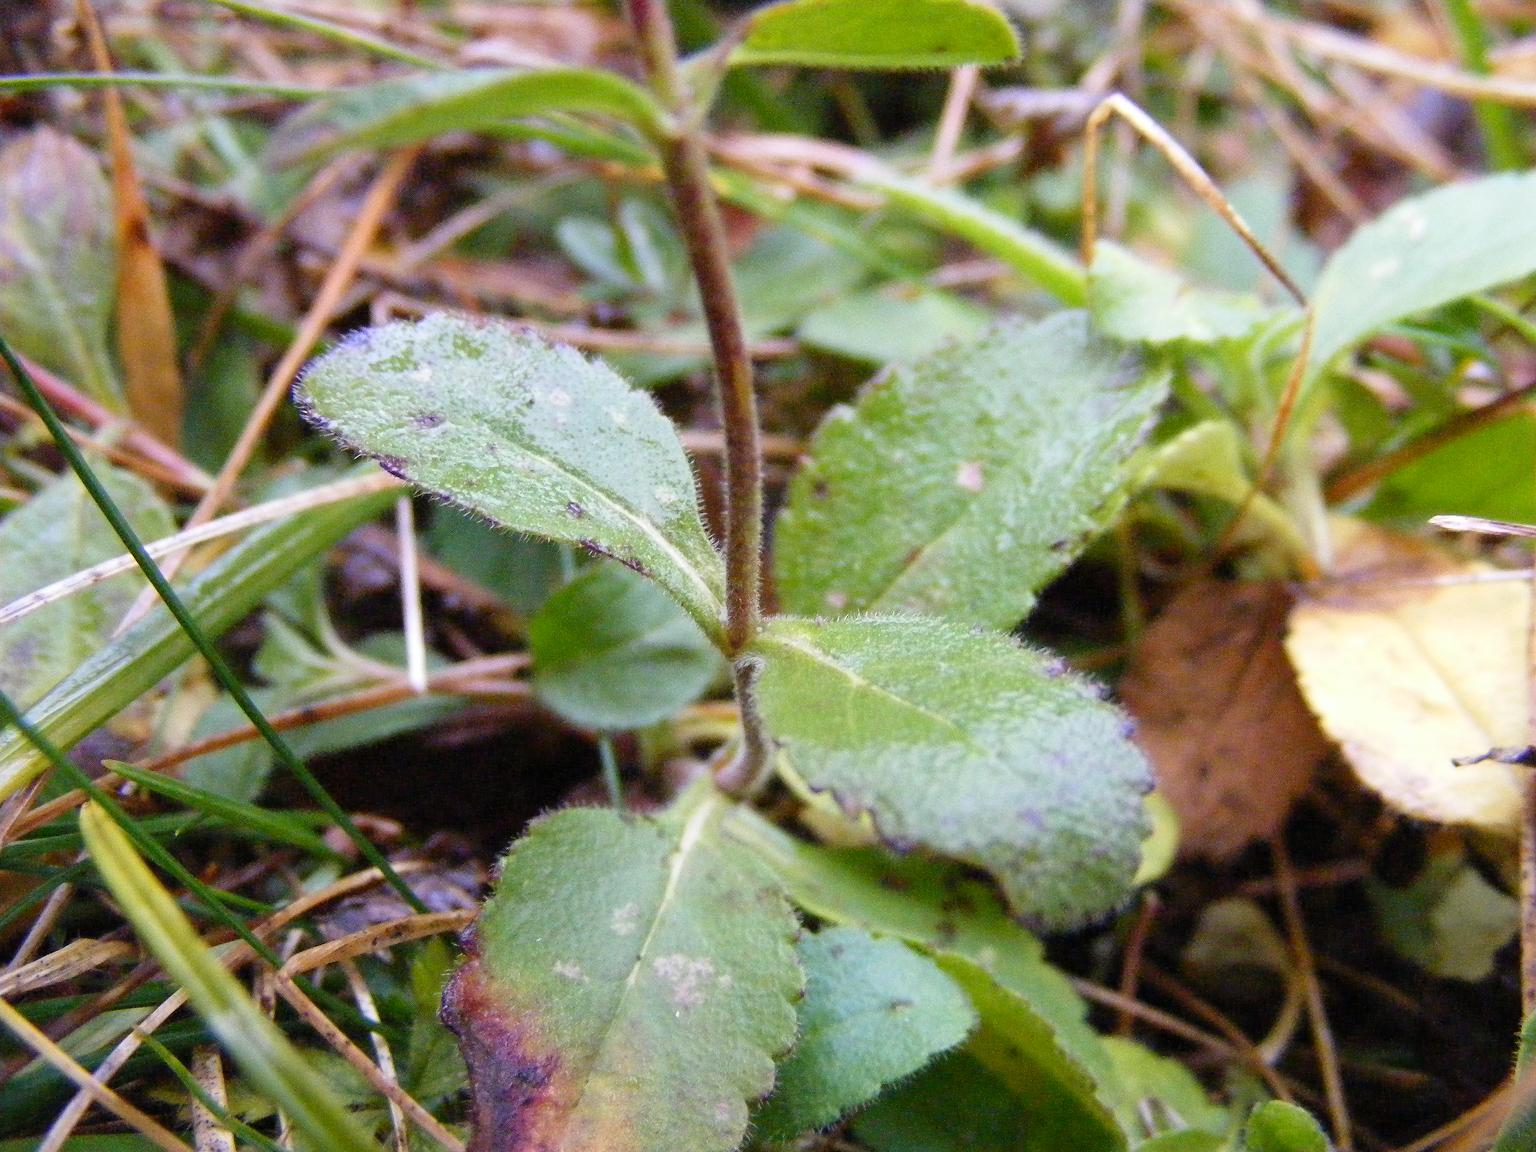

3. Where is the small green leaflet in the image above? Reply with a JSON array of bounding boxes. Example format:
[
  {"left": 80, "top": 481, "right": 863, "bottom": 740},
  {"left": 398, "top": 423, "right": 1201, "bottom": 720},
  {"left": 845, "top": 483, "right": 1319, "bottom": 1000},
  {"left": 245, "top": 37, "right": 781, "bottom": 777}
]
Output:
[
  {"left": 1089, "top": 242, "right": 1271, "bottom": 346},
  {"left": 0, "top": 465, "right": 173, "bottom": 707},
  {"left": 267, "top": 68, "right": 666, "bottom": 167},
  {"left": 1102, "top": 1037, "right": 1230, "bottom": 1144},
  {"left": 727, "top": 810, "right": 1123, "bottom": 1145},
  {"left": 733, "top": 0, "right": 1020, "bottom": 71},
  {"left": 442, "top": 793, "right": 800, "bottom": 1152},
  {"left": 776, "top": 313, "right": 1167, "bottom": 629},
  {"left": 753, "top": 927, "right": 975, "bottom": 1142},
  {"left": 1243, "top": 1102, "right": 1328, "bottom": 1152},
  {"left": 1308, "top": 169, "right": 1536, "bottom": 385},
  {"left": 296, "top": 315, "right": 726, "bottom": 643},
  {"left": 750, "top": 615, "right": 1152, "bottom": 929},
  {"left": 530, "top": 562, "right": 722, "bottom": 731},
  {"left": 0, "top": 128, "right": 119, "bottom": 405}
]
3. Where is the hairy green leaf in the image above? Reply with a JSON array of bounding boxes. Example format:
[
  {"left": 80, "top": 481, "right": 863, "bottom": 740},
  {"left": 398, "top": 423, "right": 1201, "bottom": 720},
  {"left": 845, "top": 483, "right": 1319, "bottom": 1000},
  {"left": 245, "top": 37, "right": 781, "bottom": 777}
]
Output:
[
  {"left": 852, "top": 1051, "right": 1036, "bottom": 1152},
  {"left": 1243, "top": 1102, "right": 1328, "bottom": 1152},
  {"left": 775, "top": 314, "right": 1166, "bottom": 628},
  {"left": 442, "top": 792, "right": 800, "bottom": 1152},
  {"left": 733, "top": 0, "right": 1020, "bottom": 70},
  {"left": 78, "top": 803, "right": 376, "bottom": 1152},
  {"left": 268, "top": 68, "right": 666, "bottom": 167},
  {"left": 751, "top": 615, "right": 1152, "bottom": 928},
  {"left": 728, "top": 810, "right": 1123, "bottom": 1145},
  {"left": 0, "top": 467, "right": 173, "bottom": 707},
  {"left": 1090, "top": 242, "right": 1271, "bottom": 346},
  {"left": 530, "top": 562, "right": 721, "bottom": 730},
  {"left": 0, "top": 475, "right": 399, "bottom": 800},
  {"left": 1310, "top": 170, "right": 1536, "bottom": 383},
  {"left": 754, "top": 927, "right": 975, "bottom": 1142},
  {"left": 297, "top": 314, "right": 726, "bottom": 642},
  {"left": 0, "top": 127, "right": 119, "bottom": 404}
]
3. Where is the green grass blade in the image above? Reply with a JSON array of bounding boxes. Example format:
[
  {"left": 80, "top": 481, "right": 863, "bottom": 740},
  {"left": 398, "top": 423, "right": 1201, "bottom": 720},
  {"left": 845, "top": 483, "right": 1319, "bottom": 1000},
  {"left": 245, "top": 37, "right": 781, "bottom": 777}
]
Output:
[
  {"left": 104, "top": 761, "right": 340, "bottom": 859},
  {"left": 203, "top": 0, "right": 442, "bottom": 69},
  {"left": 78, "top": 803, "right": 379, "bottom": 1152},
  {"left": 0, "top": 73, "right": 320, "bottom": 98}
]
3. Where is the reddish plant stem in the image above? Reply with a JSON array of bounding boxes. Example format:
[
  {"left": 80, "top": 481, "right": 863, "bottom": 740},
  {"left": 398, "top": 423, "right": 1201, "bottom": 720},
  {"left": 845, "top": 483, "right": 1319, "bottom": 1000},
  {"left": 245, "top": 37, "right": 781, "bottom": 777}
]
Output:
[{"left": 625, "top": 0, "right": 770, "bottom": 789}]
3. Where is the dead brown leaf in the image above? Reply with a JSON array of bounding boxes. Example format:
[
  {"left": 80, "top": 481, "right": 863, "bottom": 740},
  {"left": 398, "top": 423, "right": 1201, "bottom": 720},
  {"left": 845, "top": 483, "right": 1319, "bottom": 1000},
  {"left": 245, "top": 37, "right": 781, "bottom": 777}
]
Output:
[
  {"left": 1122, "top": 579, "right": 1330, "bottom": 863},
  {"left": 77, "top": 0, "right": 183, "bottom": 448}
]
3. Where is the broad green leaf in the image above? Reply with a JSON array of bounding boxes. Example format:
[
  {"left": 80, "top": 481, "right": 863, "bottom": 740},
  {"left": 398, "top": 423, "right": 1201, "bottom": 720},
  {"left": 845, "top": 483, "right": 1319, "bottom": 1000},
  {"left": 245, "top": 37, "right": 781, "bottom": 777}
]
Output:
[
  {"left": 0, "top": 127, "right": 119, "bottom": 404},
  {"left": 775, "top": 314, "right": 1166, "bottom": 628},
  {"left": 853, "top": 1051, "right": 1036, "bottom": 1151},
  {"left": 0, "top": 467, "right": 173, "bottom": 707},
  {"left": 1243, "top": 1102, "right": 1328, "bottom": 1152},
  {"left": 1102, "top": 1037, "right": 1230, "bottom": 1144},
  {"left": 733, "top": 0, "right": 1020, "bottom": 70},
  {"left": 754, "top": 927, "right": 975, "bottom": 1142},
  {"left": 750, "top": 615, "right": 1153, "bottom": 928},
  {"left": 862, "top": 172, "right": 1086, "bottom": 304},
  {"left": 0, "top": 475, "right": 399, "bottom": 800},
  {"left": 727, "top": 809, "right": 1122, "bottom": 1145},
  {"left": 797, "top": 288, "right": 990, "bottom": 365},
  {"left": 530, "top": 562, "right": 722, "bottom": 731},
  {"left": 1309, "top": 170, "right": 1536, "bottom": 384},
  {"left": 297, "top": 314, "right": 726, "bottom": 642},
  {"left": 267, "top": 68, "right": 666, "bottom": 167},
  {"left": 78, "top": 803, "right": 376, "bottom": 1152},
  {"left": 1090, "top": 242, "right": 1271, "bottom": 346},
  {"left": 1364, "top": 410, "right": 1536, "bottom": 527},
  {"left": 441, "top": 791, "right": 800, "bottom": 1152}
]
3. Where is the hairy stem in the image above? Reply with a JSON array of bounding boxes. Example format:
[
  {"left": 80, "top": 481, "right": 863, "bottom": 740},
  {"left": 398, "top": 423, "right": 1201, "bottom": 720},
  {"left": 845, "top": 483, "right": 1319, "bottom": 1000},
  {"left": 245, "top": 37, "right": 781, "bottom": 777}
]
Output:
[{"left": 625, "top": 0, "right": 770, "bottom": 789}]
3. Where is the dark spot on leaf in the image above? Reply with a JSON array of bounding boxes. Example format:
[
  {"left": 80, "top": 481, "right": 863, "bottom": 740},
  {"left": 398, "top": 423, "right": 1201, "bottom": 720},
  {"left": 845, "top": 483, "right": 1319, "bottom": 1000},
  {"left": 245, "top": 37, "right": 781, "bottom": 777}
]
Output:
[
  {"left": 413, "top": 412, "right": 445, "bottom": 430},
  {"left": 441, "top": 959, "right": 560, "bottom": 1152},
  {"left": 376, "top": 455, "right": 412, "bottom": 480},
  {"left": 886, "top": 998, "right": 914, "bottom": 1012},
  {"left": 876, "top": 872, "right": 910, "bottom": 893},
  {"left": 812, "top": 480, "right": 831, "bottom": 500}
]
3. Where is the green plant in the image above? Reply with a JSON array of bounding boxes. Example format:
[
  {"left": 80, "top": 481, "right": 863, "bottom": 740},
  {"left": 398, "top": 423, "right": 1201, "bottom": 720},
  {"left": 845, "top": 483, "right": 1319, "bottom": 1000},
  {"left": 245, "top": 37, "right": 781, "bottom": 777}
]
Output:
[
  {"left": 284, "top": 3, "right": 1316, "bottom": 1150},
  {"left": 5, "top": 0, "right": 1536, "bottom": 1148}
]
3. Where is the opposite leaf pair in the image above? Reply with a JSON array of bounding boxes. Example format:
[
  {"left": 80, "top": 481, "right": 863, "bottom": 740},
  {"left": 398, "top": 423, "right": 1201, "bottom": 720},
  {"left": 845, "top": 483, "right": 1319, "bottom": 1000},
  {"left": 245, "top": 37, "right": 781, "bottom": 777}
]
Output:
[{"left": 297, "top": 310, "right": 1165, "bottom": 930}]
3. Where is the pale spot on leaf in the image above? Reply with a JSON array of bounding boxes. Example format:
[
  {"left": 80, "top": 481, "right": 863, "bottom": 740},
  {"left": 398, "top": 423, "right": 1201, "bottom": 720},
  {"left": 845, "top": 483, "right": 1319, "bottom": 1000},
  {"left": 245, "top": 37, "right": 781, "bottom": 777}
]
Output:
[
  {"left": 554, "top": 961, "right": 588, "bottom": 982},
  {"left": 956, "top": 460, "right": 985, "bottom": 493},
  {"left": 653, "top": 953, "right": 716, "bottom": 1008},
  {"left": 611, "top": 901, "right": 640, "bottom": 937}
]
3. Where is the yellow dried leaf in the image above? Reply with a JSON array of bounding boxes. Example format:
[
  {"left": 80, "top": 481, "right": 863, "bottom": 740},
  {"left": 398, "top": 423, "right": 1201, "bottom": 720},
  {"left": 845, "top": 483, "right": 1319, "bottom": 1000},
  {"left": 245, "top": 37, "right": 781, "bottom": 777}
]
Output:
[{"left": 1285, "top": 519, "right": 1530, "bottom": 832}]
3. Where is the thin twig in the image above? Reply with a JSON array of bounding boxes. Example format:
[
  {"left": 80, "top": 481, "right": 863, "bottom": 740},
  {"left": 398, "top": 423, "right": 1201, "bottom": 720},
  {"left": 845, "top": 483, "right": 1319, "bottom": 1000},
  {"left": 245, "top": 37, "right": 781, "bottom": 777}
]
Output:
[{"left": 1273, "top": 838, "right": 1353, "bottom": 1150}]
